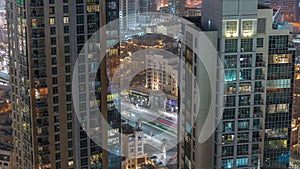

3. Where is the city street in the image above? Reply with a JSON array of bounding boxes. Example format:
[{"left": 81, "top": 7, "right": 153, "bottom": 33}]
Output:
[{"left": 121, "top": 102, "right": 178, "bottom": 151}]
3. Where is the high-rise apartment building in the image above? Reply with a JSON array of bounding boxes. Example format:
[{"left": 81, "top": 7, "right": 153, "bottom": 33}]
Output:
[
  {"left": 177, "top": 16, "right": 218, "bottom": 169},
  {"left": 6, "top": 0, "right": 121, "bottom": 169},
  {"left": 177, "top": 0, "right": 295, "bottom": 169}
]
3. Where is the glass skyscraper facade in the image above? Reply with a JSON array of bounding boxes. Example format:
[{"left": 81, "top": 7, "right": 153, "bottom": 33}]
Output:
[{"left": 6, "top": 0, "right": 121, "bottom": 168}]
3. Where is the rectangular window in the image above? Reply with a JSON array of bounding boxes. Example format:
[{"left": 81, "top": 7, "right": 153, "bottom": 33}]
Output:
[
  {"left": 223, "top": 121, "right": 234, "bottom": 133},
  {"left": 51, "top": 47, "right": 57, "bottom": 55},
  {"left": 65, "top": 55, "right": 70, "bottom": 63},
  {"left": 63, "top": 6, "right": 68, "bottom": 13},
  {"left": 53, "top": 87, "right": 58, "bottom": 94},
  {"left": 223, "top": 109, "right": 235, "bottom": 120},
  {"left": 241, "top": 39, "right": 253, "bottom": 52},
  {"left": 241, "top": 19, "right": 255, "bottom": 37},
  {"left": 63, "top": 16, "right": 69, "bottom": 24},
  {"left": 76, "top": 5, "right": 84, "bottom": 14},
  {"left": 65, "top": 46, "right": 70, "bottom": 53},
  {"left": 222, "top": 159, "right": 234, "bottom": 169},
  {"left": 50, "top": 17, "right": 55, "bottom": 25},
  {"left": 224, "top": 70, "right": 237, "bottom": 82},
  {"left": 87, "top": 5, "right": 100, "bottom": 12},
  {"left": 66, "top": 85, "right": 71, "bottom": 92},
  {"left": 222, "top": 146, "right": 234, "bottom": 157},
  {"left": 236, "top": 158, "right": 248, "bottom": 167},
  {"left": 50, "top": 27, "right": 56, "bottom": 35},
  {"left": 225, "top": 39, "right": 238, "bottom": 53},
  {"left": 64, "top": 26, "right": 69, "bottom": 33},
  {"left": 257, "top": 18, "right": 266, "bottom": 34},
  {"left": 53, "top": 77, "right": 58, "bottom": 84},
  {"left": 224, "top": 20, "right": 238, "bottom": 38},
  {"left": 52, "top": 67, "right": 57, "bottom": 74},
  {"left": 240, "top": 54, "right": 252, "bottom": 67},
  {"left": 77, "top": 15, "right": 84, "bottom": 24},
  {"left": 65, "top": 65, "right": 71, "bottom": 73},
  {"left": 257, "top": 38, "right": 264, "bottom": 48},
  {"left": 53, "top": 96, "right": 59, "bottom": 104},
  {"left": 238, "top": 120, "right": 249, "bottom": 131},
  {"left": 64, "top": 36, "right": 69, "bottom": 43},
  {"left": 224, "top": 55, "right": 237, "bottom": 68},
  {"left": 49, "top": 7, "right": 55, "bottom": 14},
  {"left": 52, "top": 57, "right": 57, "bottom": 65}
]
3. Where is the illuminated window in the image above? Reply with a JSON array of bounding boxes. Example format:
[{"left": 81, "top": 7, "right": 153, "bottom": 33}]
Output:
[
  {"left": 87, "top": 5, "right": 100, "bottom": 12},
  {"left": 32, "top": 19, "right": 37, "bottom": 27},
  {"left": 240, "top": 55, "right": 252, "bottom": 67},
  {"left": 267, "top": 104, "right": 289, "bottom": 113},
  {"left": 223, "top": 121, "right": 234, "bottom": 132},
  {"left": 222, "top": 134, "right": 234, "bottom": 144},
  {"left": 242, "top": 19, "right": 255, "bottom": 37},
  {"left": 64, "top": 16, "right": 69, "bottom": 23},
  {"left": 50, "top": 17, "right": 55, "bottom": 25},
  {"left": 222, "top": 159, "right": 234, "bottom": 169},
  {"left": 239, "top": 82, "right": 251, "bottom": 93},
  {"left": 224, "top": 20, "right": 238, "bottom": 37},
  {"left": 224, "top": 83, "right": 236, "bottom": 94},
  {"left": 224, "top": 70, "right": 237, "bottom": 82},
  {"left": 236, "top": 157, "right": 248, "bottom": 167},
  {"left": 238, "top": 120, "right": 249, "bottom": 131},
  {"left": 270, "top": 54, "right": 292, "bottom": 64},
  {"left": 267, "top": 140, "right": 288, "bottom": 149},
  {"left": 267, "top": 79, "right": 291, "bottom": 88}
]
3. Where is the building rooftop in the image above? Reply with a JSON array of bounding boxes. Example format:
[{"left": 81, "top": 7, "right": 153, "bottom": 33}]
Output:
[
  {"left": 183, "top": 16, "right": 204, "bottom": 30},
  {"left": 258, "top": 4, "right": 271, "bottom": 9},
  {"left": 122, "top": 124, "right": 135, "bottom": 135}
]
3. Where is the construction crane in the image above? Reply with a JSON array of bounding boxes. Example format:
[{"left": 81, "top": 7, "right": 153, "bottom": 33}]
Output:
[{"left": 272, "top": 0, "right": 286, "bottom": 23}]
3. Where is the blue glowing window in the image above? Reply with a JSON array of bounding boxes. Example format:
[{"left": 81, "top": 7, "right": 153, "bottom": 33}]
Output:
[
  {"left": 236, "top": 157, "right": 248, "bottom": 167},
  {"left": 222, "top": 159, "right": 234, "bottom": 168}
]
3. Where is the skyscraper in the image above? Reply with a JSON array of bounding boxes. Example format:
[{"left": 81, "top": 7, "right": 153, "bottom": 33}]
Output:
[
  {"left": 7, "top": 0, "right": 121, "bottom": 168},
  {"left": 177, "top": 0, "right": 295, "bottom": 168}
]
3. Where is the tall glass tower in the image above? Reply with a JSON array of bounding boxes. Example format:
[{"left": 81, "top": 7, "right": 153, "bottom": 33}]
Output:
[{"left": 6, "top": 0, "right": 122, "bottom": 168}]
